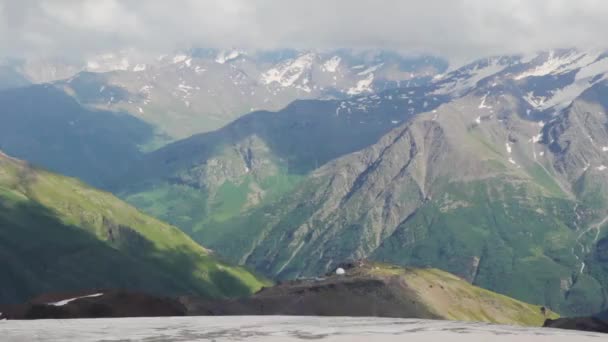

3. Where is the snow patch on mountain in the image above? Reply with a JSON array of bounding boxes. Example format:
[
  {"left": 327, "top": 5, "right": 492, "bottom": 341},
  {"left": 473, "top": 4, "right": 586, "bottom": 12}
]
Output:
[
  {"left": 478, "top": 93, "right": 491, "bottom": 109},
  {"left": 521, "top": 52, "right": 608, "bottom": 110},
  {"left": 216, "top": 50, "right": 243, "bottom": 64},
  {"left": 322, "top": 56, "right": 341, "bottom": 73},
  {"left": 514, "top": 50, "right": 599, "bottom": 80},
  {"left": 261, "top": 53, "right": 315, "bottom": 88},
  {"left": 434, "top": 59, "right": 509, "bottom": 96},
  {"left": 347, "top": 74, "right": 375, "bottom": 95},
  {"left": 133, "top": 64, "right": 147, "bottom": 72},
  {"left": 86, "top": 54, "right": 130, "bottom": 72},
  {"left": 172, "top": 55, "right": 189, "bottom": 64},
  {"left": 49, "top": 293, "right": 104, "bottom": 307},
  {"left": 358, "top": 63, "right": 384, "bottom": 76}
]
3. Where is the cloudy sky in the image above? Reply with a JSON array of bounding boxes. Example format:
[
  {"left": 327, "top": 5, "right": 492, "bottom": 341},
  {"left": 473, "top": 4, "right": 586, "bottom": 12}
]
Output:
[{"left": 1, "top": 0, "right": 607, "bottom": 62}]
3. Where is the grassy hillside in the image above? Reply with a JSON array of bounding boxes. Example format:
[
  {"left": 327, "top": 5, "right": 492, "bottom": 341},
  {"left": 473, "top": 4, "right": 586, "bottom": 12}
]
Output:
[
  {"left": 357, "top": 263, "right": 559, "bottom": 326},
  {"left": 187, "top": 261, "right": 558, "bottom": 327},
  {"left": 0, "top": 151, "right": 268, "bottom": 304}
]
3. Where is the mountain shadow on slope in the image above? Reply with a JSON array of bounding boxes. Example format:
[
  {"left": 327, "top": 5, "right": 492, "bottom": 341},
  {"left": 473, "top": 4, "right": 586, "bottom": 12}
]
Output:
[
  {"left": 0, "top": 200, "right": 198, "bottom": 304},
  {"left": 0, "top": 152, "right": 266, "bottom": 304},
  {"left": 0, "top": 85, "right": 154, "bottom": 187}
]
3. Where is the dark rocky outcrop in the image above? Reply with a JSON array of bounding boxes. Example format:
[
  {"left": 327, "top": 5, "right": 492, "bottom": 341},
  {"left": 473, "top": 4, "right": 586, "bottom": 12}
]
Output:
[
  {"left": 1, "top": 290, "right": 186, "bottom": 320},
  {"left": 544, "top": 311, "right": 608, "bottom": 334}
]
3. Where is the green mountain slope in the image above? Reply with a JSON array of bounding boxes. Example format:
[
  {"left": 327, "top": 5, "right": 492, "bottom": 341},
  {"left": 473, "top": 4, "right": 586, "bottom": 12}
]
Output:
[
  {"left": 117, "top": 89, "right": 444, "bottom": 247},
  {"left": 0, "top": 151, "right": 267, "bottom": 304},
  {"left": 167, "top": 84, "right": 608, "bottom": 316}
]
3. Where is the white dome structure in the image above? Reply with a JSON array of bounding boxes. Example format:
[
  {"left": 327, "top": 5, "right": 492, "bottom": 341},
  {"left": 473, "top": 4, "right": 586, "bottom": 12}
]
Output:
[{"left": 335, "top": 267, "right": 346, "bottom": 275}]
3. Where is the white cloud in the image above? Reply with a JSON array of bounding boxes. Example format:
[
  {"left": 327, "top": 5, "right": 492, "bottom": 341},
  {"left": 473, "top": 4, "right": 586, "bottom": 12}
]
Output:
[{"left": 1, "top": 0, "right": 608, "bottom": 61}]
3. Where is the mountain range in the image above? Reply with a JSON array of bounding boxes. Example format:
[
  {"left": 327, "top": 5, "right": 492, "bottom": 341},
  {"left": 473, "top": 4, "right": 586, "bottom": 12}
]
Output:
[
  {"left": 1, "top": 48, "right": 607, "bottom": 317},
  {"left": 116, "top": 49, "right": 608, "bottom": 316}
]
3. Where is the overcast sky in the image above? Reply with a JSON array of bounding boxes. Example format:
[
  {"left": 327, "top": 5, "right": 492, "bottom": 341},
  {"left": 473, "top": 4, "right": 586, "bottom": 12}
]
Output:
[{"left": 1, "top": 0, "right": 607, "bottom": 62}]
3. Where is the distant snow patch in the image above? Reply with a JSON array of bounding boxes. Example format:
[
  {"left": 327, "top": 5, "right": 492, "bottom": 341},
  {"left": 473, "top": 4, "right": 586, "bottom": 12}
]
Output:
[
  {"left": 598, "top": 165, "right": 607, "bottom": 171},
  {"left": 478, "top": 93, "right": 492, "bottom": 109},
  {"left": 216, "top": 50, "right": 242, "bottom": 64},
  {"left": 322, "top": 56, "right": 341, "bottom": 73},
  {"left": 261, "top": 53, "right": 314, "bottom": 88},
  {"left": 505, "top": 143, "right": 512, "bottom": 154},
  {"left": 514, "top": 50, "right": 595, "bottom": 80},
  {"left": 358, "top": 63, "right": 384, "bottom": 76},
  {"left": 520, "top": 51, "right": 608, "bottom": 110},
  {"left": 475, "top": 116, "right": 481, "bottom": 124},
  {"left": 133, "top": 64, "right": 147, "bottom": 72},
  {"left": 172, "top": 54, "right": 188, "bottom": 64},
  {"left": 603, "top": 146, "right": 608, "bottom": 152},
  {"left": 347, "top": 74, "right": 374, "bottom": 95},
  {"left": 434, "top": 59, "right": 508, "bottom": 96}
]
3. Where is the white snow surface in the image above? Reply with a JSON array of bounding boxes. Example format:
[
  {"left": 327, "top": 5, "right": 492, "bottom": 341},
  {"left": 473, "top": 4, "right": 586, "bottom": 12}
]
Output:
[
  {"left": 49, "top": 293, "right": 104, "bottom": 307},
  {"left": 1, "top": 316, "right": 603, "bottom": 342}
]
